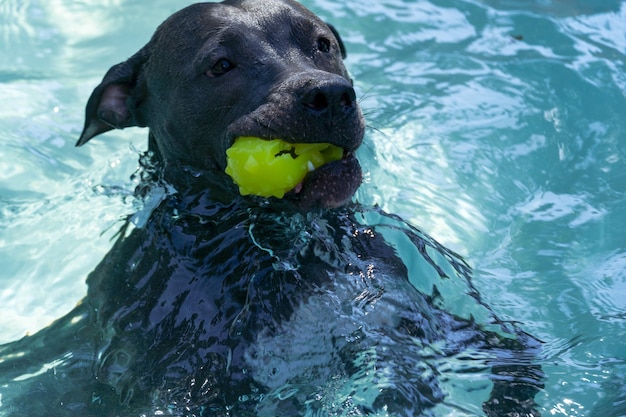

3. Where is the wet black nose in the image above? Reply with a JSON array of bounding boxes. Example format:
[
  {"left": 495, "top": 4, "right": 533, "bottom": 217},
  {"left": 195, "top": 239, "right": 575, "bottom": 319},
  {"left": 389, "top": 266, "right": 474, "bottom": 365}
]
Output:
[{"left": 300, "top": 79, "right": 357, "bottom": 116}]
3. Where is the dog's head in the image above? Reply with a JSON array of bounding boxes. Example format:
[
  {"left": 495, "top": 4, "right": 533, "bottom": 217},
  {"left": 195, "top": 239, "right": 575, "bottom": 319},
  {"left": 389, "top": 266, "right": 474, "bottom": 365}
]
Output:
[{"left": 77, "top": 0, "right": 365, "bottom": 209}]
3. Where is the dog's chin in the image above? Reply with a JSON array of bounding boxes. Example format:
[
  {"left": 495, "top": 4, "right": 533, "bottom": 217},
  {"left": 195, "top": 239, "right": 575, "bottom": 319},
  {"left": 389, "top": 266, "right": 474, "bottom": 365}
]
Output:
[{"left": 285, "top": 152, "right": 362, "bottom": 210}]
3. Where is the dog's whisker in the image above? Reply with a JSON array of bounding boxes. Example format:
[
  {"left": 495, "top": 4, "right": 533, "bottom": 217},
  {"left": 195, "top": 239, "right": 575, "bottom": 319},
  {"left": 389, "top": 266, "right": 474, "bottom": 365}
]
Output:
[
  {"left": 356, "top": 85, "right": 380, "bottom": 103},
  {"left": 364, "top": 124, "right": 399, "bottom": 150}
]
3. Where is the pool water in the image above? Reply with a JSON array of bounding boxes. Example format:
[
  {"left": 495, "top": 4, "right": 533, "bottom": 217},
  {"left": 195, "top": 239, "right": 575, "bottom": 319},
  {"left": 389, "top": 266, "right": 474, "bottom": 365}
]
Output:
[{"left": 1, "top": 0, "right": 625, "bottom": 416}]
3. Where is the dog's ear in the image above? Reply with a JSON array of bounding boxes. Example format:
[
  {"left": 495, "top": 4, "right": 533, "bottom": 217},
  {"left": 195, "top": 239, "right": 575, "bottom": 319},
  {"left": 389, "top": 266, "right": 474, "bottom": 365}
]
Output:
[
  {"left": 76, "top": 47, "right": 150, "bottom": 146},
  {"left": 327, "top": 24, "right": 347, "bottom": 59}
]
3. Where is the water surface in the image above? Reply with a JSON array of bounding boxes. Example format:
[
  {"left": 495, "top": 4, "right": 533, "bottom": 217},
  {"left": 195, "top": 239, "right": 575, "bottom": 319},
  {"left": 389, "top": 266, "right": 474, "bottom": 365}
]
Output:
[{"left": 1, "top": 0, "right": 625, "bottom": 415}]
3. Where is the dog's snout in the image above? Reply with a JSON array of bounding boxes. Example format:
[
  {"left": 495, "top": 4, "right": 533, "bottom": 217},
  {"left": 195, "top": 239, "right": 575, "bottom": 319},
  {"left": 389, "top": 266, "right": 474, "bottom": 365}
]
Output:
[{"left": 301, "top": 81, "right": 357, "bottom": 115}]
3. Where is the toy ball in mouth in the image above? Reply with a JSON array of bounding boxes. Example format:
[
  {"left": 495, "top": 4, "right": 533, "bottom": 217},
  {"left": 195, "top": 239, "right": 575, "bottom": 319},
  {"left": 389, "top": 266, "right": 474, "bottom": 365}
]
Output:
[{"left": 225, "top": 136, "right": 343, "bottom": 198}]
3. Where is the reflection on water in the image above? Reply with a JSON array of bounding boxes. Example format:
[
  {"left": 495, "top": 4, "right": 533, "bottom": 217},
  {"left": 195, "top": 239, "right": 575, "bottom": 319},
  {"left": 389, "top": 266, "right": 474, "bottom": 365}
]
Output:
[{"left": 1, "top": 0, "right": 626, "bottom": 416}]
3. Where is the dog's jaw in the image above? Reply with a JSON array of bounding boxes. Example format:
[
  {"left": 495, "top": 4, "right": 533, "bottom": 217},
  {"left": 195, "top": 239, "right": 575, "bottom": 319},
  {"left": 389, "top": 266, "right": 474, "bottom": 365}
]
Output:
[{"left": 286, "top": 152, "right": 362, "bottom": 209}]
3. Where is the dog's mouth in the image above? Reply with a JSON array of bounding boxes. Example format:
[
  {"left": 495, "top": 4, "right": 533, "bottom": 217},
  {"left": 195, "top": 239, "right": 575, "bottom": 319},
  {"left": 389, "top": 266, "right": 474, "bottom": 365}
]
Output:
[{"left": 224, "top": 136, "right": 362, "bottom": 209}]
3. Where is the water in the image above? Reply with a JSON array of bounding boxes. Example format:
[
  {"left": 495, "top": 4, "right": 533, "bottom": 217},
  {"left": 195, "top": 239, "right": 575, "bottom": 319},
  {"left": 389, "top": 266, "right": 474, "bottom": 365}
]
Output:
[{"left": 1, "top": 0, "right": 625, "bottom": 416}]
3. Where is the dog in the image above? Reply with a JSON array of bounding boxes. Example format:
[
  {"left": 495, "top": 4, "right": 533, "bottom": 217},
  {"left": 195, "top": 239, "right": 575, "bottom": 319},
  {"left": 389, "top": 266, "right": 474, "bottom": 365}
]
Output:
[{"left": 0, "top": 1, "right": 543, "bottom": 416}]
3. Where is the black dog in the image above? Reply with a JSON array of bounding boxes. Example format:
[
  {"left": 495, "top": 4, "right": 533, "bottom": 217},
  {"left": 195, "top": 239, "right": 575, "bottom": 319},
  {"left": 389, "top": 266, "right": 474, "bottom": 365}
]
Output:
[{"left": 0, "top": 1, "right": 542, "bottom": 416}]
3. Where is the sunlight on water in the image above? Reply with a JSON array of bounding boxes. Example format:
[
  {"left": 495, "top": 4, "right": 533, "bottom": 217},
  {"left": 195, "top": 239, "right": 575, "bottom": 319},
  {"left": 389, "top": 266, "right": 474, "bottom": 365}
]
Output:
[{"left": 1, "top": 0, "right": 626, "bottom": 415}]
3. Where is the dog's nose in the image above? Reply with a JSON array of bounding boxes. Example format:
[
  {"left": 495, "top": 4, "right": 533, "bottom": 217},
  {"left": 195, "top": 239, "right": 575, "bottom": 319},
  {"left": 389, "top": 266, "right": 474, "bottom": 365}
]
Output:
[{"left": 300, "top": 80, "right": 357, "bottom": 116}]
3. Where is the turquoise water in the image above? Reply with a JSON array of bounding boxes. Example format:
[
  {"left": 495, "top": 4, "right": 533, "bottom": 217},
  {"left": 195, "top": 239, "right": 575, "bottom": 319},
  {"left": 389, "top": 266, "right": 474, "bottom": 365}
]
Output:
[{"left": 1, "top": 0, "right": 625, "bottom": 416}]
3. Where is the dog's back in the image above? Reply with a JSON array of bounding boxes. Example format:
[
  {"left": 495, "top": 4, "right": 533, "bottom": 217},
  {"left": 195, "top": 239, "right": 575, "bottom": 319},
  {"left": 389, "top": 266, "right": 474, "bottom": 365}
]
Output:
[{"left": 0, "top": 193, "right": 542, "bottom": 416}]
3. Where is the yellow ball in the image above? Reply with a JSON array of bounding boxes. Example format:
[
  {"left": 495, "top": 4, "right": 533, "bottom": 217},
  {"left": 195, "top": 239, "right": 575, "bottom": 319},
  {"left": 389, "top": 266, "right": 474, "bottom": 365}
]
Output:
[{"left": 225, "top": 137, "right": 343, "bottom": 198}]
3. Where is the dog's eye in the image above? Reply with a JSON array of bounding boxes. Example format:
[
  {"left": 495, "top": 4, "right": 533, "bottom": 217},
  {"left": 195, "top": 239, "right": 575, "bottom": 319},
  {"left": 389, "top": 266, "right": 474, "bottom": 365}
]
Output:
[
  {"left": 207, "top": 58, "right": 235, "bottom": 77},
  {"left": 317, "top": 37, "right": 331, "bottom": 53}
]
